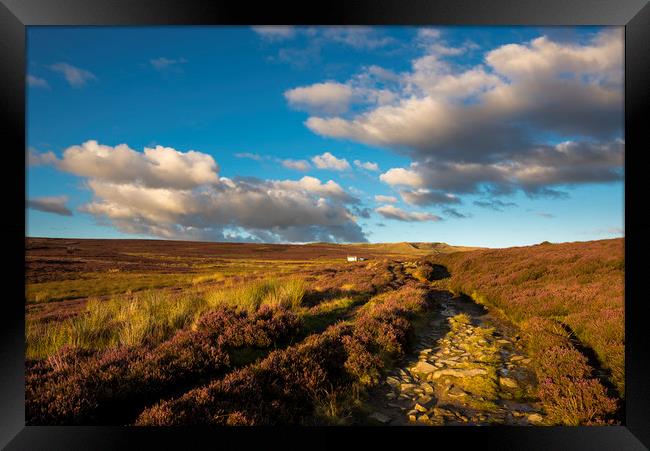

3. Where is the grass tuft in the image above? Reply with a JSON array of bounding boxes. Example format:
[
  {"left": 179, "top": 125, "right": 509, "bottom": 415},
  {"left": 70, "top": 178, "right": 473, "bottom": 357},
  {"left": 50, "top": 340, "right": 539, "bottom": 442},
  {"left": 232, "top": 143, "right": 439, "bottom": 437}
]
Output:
[{"left": 27, "top": 278, "right": 306, "bottom": 359}]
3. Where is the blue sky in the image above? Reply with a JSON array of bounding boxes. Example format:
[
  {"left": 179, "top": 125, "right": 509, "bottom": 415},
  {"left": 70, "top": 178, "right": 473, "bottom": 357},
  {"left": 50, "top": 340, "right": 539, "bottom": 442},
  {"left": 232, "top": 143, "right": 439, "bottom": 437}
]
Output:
[{"left": 26, "top": 26, "right": 624, "bottom": 247}]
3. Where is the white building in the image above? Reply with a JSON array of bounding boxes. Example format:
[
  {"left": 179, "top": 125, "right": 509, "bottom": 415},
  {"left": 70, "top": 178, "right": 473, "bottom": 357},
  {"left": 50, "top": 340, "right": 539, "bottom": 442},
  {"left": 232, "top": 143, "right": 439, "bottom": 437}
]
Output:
[{"left": 347, "top": 256, "right": 366, "bottom": 262}]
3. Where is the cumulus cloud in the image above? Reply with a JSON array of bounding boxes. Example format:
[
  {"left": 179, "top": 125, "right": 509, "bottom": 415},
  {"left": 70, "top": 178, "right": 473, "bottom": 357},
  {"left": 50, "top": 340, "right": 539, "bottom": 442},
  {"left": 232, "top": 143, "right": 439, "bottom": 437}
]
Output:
[
  {"left": 379, "top": 167, "right": 423, "bottom": 187},
  {"left": 281, "top": 159, "right": 311, "bottom": 171},
  {"left": 27, "top": 196, "right": 73, "bottom": 216},
  {"left": 285, "top": 82, "right": 354, "bottom": 115},
  {"left": 307, "top": 29, "right": 622, "bottom": 151},
  {"left": 52, "top": 141, "right": 366, "bottom": 243},
  {"left": 297, "top": 29, "right": 623, "bottom": 203},
  {"left": 56, "top": 141, "right": 220, "bottom": 189},
  {"left": 27, "top": 148, "right": 57, "bottom": 166},
  {"left": 311, "top": 152, "right": 351, "bottom": 171},
  {"left": 379, "top": 139, "right": 623, "bottom": 196},
  {"left": 27, "top": 75, "right": 49, "bottom": 89},
  {"left": 375, "top": 205, "right": 441, "bottom": 222},
  {"left": 354, "top": 160, "right": 379, "bottom": 171},
  {"left": 374, "top": 194, "right": 398, "bottom": 203},
  {"left": 49, "top": 62, "right": 96, "bottom": 87},
  {"left": 272, "top": 176, "right": 358, "bottom": 203},
  {"left": 251, "top": 26, "right": 296, "bottom": 40},
  {"left": 80, "top": 176, "right": 365, "bottom": 242}
]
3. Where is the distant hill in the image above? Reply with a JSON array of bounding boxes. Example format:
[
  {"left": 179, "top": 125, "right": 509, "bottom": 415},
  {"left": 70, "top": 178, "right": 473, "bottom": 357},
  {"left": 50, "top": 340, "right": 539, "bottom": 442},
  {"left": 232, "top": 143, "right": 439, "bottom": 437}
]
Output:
[
  {"left": 347, "top": 242, "right": 483, "bottom": 255},
  {"left": 25, "top": 237, "right": 480, "bottom": 262}
]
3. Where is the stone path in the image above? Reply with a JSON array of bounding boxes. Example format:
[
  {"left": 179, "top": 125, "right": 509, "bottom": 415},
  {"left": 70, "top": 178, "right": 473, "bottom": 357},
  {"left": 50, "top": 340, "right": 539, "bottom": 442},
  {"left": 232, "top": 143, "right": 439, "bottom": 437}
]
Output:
[{"left": 365, "top": 292, "right": 546, "bottom": 426}]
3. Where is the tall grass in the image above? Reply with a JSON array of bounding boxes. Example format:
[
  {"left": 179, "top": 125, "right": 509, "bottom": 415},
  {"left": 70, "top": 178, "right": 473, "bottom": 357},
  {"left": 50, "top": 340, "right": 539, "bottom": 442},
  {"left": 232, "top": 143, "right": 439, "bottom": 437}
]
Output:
[
  {"left": 27, "top": 277, "right": 307, "bottom": 359},
  {"left": 205, "top": 278, "right": 306, "bottom": 312},
  {"left": 135, "top": 281, "right": 432, "bottom": 426}
]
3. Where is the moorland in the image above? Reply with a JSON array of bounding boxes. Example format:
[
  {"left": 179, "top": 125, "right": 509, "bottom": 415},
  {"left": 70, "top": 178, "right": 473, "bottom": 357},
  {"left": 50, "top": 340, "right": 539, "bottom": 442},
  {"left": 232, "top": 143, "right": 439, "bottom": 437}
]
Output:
[{"left": 25, "top": 237, "right": 624, "bottom": 426}]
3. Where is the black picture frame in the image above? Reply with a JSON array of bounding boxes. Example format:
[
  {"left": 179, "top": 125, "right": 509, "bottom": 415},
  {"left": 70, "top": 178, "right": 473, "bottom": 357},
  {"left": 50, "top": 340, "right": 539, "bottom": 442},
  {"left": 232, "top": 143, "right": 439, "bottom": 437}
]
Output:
[{"left": 2, "top": 0, "right": 648, "bottom": 449}]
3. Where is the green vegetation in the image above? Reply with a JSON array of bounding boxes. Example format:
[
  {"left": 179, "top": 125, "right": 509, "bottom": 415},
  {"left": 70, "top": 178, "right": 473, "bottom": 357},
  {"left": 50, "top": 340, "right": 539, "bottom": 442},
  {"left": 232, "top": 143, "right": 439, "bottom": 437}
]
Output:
[
  {"left": 301, "top": 296, "right": 366, "bottom": 336},
  {"left": 437, "top": 314, "right": 502, "bottom": 412},
  {"left": 27, "top": 278, "right": 307, "bottom": 359},
  {"left": 205, "top": 278, "right": 306, "bottom": 312},
  {"left": 426, "top": 238, "right": 623, "bottom": 425},
  {"left": 26, "top": 272, "right": 199, "bottom": 304},
  {"left": 25, "top": 237, "right": 623, "bottom": 426},
  {"left": 27, "top": 290, "right": 205, "bottom": 359}
]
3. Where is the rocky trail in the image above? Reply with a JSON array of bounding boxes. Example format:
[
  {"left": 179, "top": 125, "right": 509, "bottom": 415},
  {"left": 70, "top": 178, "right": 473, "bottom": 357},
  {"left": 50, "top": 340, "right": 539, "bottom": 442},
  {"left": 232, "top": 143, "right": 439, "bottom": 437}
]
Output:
[{"left": 362, "top": 290, "right": 546, "bottom": 426}]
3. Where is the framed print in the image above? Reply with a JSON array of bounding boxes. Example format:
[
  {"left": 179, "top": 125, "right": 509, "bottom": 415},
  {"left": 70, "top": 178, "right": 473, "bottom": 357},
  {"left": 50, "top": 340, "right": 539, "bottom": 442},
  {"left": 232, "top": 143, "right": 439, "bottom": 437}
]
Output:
[{"left": 2, "top": 0, "right": 649, "bottom": 449}]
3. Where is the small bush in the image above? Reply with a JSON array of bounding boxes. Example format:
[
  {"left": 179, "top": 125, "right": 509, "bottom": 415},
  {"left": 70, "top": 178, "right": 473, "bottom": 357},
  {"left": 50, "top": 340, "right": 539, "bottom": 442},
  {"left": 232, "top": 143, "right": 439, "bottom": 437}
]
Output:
[
  {"left": 430, "top": 239, "right": 624, "bottom": 398},
  {"left": 196, "top": 305, "right": 301, "bottom": 348},
  {"left": 539, "top": 376, "right": 618, "bottom": 425},
  {"left": 26, "top": 306, "right": 302, "bottom": 425},
  {"left": 136, "top": 282, "right": 432, "bottom": 426}
]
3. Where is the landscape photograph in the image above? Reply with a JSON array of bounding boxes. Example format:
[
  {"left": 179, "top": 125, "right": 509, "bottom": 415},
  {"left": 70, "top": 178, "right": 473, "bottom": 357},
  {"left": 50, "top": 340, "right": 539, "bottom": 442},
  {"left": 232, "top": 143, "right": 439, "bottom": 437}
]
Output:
[{"left": 25, "top": 25, "right": 624, "bottom": 426}]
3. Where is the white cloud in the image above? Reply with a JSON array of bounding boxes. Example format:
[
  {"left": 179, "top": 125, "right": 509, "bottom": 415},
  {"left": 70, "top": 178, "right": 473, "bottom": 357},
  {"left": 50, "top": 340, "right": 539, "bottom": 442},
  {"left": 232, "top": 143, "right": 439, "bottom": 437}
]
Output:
[
  {"left": 365, "top": 65, "right": 400, "bottom": 82},
  {"left": 281, "top": 159, "right": 311, "bottom": 171},
  {"left": 375, "top": 205, "right": 441, "bottom": 222},
  {"left": 417, "top": 28, "right": 442, "bottom": 41},
  {"left": 80, "top": 177, "right": 364, "bottom": 242},
  {"left": 415, "top": 28, "right": 478, "bottom": 57},
  {"left": 485, "top": 31, "right": 622, "bottom": 83},
  {"left": 27, "top": 196, "right": 72, "bottom": 216},
  {"left": 251, "top": 26, "right": 296, "bottom": 40},
  {"left": 374, "top": 195, "right": 398, "bottom": 203},
  {"left": 27, "top": 75, "right": 49, "bottom": 89},
  {"left": 301, "top": 29, "right": 623, "bottom": 200},
  {"left": 57, "top": 140, "right": 220, "bottom": 189},
  {"left": 311, "top": 152, "right": 351, "bottom": 171},
  {"left": 273, "top": 176, "right": 356, "bottom": 203},
  {"left": 52, "top": 141, "right": 365, "bottom": 243},
  {"left": 379, "top": 167, "right": 424, "bottom": 187},
  {"left": 48, "top": 62, "right": 96, "bottom": 87},
  {"left": 27, "top": 148, "right": 57, "bottom": 166},
  {"left": 285, "top": 82, "right": 354, "bottom": 115},
  {"left": 353, "top": 160, "right": 379, "bottom": 171}
]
